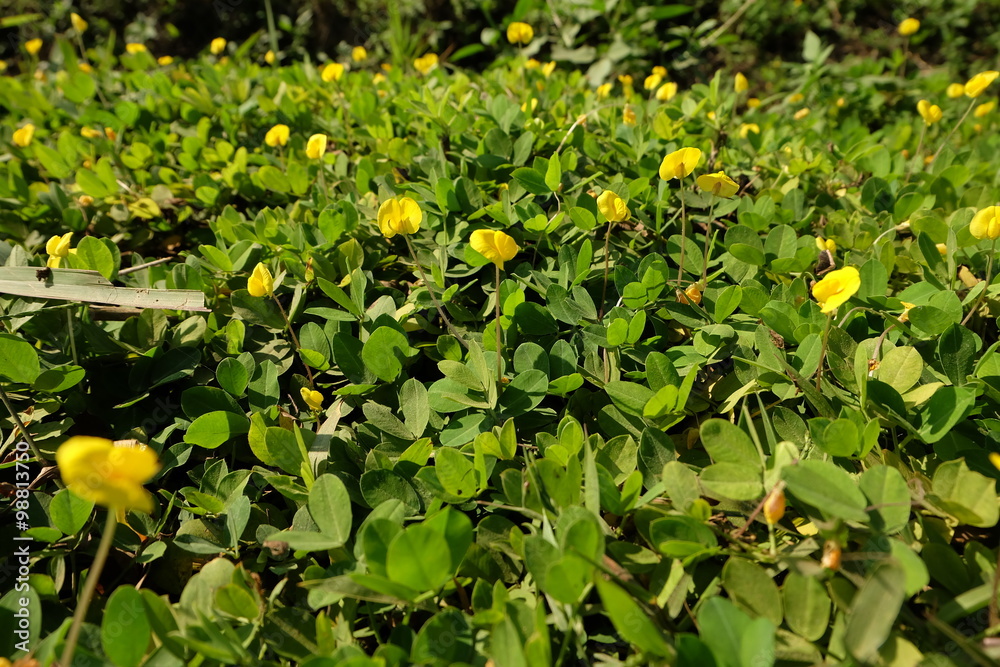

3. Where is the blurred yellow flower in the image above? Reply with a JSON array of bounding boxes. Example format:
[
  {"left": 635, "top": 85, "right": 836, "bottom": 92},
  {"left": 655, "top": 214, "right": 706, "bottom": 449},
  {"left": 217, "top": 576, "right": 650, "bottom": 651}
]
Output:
[
  {"left": 80, "top": 127, "right": 102, "bottom": 139},
  {"left": 507, "top": 22, "right": 534, "bottom": 45},
  {"left": 373, "top": 72, "right": 387, "bottom": 84},
  {"left": 990, "top": 452, "right": 1000, "bottom": 471},
  {"left": 46, "top": 232, "right": 73, "bottom": 268},
  {"left": 946, "top": 83, "right": 965, "bottom": 98},
  {"left": 104, "top": 127, "right": 117, "bottom": 141},
  {"left": 707, "top": 111, "right": 716, "bottom": 121},
  {"left": 794, "top": 107, "right": 811, "bottom": 120},
  {"left": 210, "top": 37, "right": 227, "bottom": 55},
  {"left": 157, "top": 56, "right": 173, "bottom": 66},
  {"left": 12, "top": 123, "right": 35, "bottom": 147},
  {"left": 265, "top": 124, "right": 290, "bottom": 147},
  {"left": 735, "top": 72, "right": 748, "bottom": 93},
  {"left": 917, "top": 99, "right": 942, "bottom": 125},
  {"left": 618, "top": 74, "right": 633, "bottom": 88},
  {"left": 525, "top": 58, "right": 541, "bottom": 70},
  {"left": 26, "top": 39, "right": 43, "bottom": 55},
  {"left": 812, "top": 266, "right": 860, "bottom": 313},
  {"left": 471, "top": 229, "right": 519, "bottom": 268},
  {"left": 125, "top": 43, "right": 147, "bottom": 54},
  {"left": 596, "top": 82, "right": 612, "bottom": 99},
  {"left": 71, "top": 13, "right": 88, "bottom": 33},
  {"left": 321, "top": 62, "right": 345, "bottom": 82},
  {"left": 352, "top": 46, "right": 368, "bottom": 62},
  {"left": 265, "top": 49, "right": 276, "bottom": 65},
  {"left": 378, "top": 196, "right": 422, "bottom": 237},
  {"left": 652, "top": 66, "right": 667, "bottom": 78},
  {"left": 974, "top": 101, "right": 996, "bottom": 117},
  {"left": 935, "top": 243, "right": 947, "bottom": 255},
  {"left": 738, "top": 123, "right": 760, "bottom": 138},
  {"left": 815, "top": 236, "right": 836, "bottom": 252},
  {"left": 644, "top": 73, "right": 662, "bottom": 90},
  {"left": 306, "top": 133, "right": 328, "bottom": 159},
  {"left": 597, "top": 191, "right": 630, "bottom": 222},
  {"left": 623, "top": 106, "right": 636, "bottom": 126},
  {"left": 414, "top": 53, "right": 438, "bottom": 75},
  {"left": 247, "top": 262, "right": 274, "bottom": 297},
  {"left": 659, "top": 147, "right": 702, "bottom": 180},
  {"left": 897, "top": 18, "right": 920, "bottom": 36},
  {"left": 57, "top": 437, "right": 160, "bottom": 515},
  {"left": 300, "top": 387, "right": 324, "bottom": 411},
  {"left": 656, "top": 82, "right": 678, "bottom": 101},
  {"left": 521, "top": 98, "right": 538, "bottom": 113},
  {"left": 696, "top": 171, "right": 739, "bottom": 198},
  {"left": 79, "top": 195, "right": 94, "bottom": 207},
  {"left": 965, "top": 71, "right": 999, "bottom": 98},
  {"left": 747, "top": 97, "right": 761, "bottom": 109},
  {"left": 788, "top": 92, "right": 804, "bottom": 104},
  {"left": 970, "top": 206, "right": 1000, "bottom": 240},
  {"left": 542, "top": 61, "right": 556, "bottom": 77}
]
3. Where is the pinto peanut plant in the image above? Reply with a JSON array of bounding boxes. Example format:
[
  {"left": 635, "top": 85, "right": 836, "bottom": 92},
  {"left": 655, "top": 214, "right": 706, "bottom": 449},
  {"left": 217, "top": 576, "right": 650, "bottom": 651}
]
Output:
[{"left": 2, "top": 7, "right": 1000, "bottom": 667}]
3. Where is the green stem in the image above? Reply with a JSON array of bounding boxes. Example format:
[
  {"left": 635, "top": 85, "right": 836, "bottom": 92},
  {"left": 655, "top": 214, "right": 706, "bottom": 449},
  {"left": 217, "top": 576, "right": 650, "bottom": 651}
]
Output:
[
  {"left": 815, "top": 313, "right": 834, "bottom": 391},
  {"left": 700, "top": 197, "right": 718, "bottom": 286},
  {"left": 403, "top": 236, "right": 469, "bottom": 349},
  {"left": 272, "top": 294, "right": 315, "bottom": 387},
  {"left": 67, "top": 307, "right": 79, "bottom": 366},
  {"left": 317, "top": 163, "right": 330, "bottom": 208},
  {"left": 495, "top": 264, "right": 503, "bottom": 387},
  {"left": 960, "top": 237, "right": 997, "bottom": 326},
  {"left": 0, "top": 385, "right": 49, "bottom": 465},
  {"left": 677, "top": 182, "right": 688, "bottom": 288},
  {"left": 263, "top": 0, "right": 279, "bottom": 56},
  {"left": 599, "top": 218, "right": 614, "bottom": 320},
  {"left": 932, "top": 98, "right": 976, "bottom": 162},
  {"left": 61, "top": 509, "right": 118, "bottom": 667}
]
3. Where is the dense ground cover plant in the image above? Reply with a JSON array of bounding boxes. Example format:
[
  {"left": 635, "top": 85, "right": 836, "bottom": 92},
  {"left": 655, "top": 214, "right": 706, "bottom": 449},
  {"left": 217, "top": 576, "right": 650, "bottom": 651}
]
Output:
[{"left": 2, "top": 7, "right": 1000, "bottom": 666}]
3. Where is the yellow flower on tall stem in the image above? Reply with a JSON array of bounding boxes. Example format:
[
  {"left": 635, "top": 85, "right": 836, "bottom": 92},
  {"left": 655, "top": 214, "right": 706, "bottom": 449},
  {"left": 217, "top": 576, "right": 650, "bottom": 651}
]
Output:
[
  {"left": 506, "top": 22, "right": 534, "bottom": 45},
  {"left": 25, "top": 39, "right": 43, "bottom": 56},
  {"left": 247, "top": 262, "right": 274, "bottom": 297},
  {"left": 46, "top": 232, "right": 73, "bottom": 268},
  {"left": 596, "top": 190, "right": 630, "bottom": 319},
  {"left": 917, "top": 99, "right": 942, "bottom": 125},
  {"left": 656, "top": 82, "right": 678, "bottom": 101},
  {"left": 812, "top": 266, "right": 861, "bottom": 389},
  {"left": 695, "top": 171, "right": 739, "bottom": 284},
  {"left": 961, "top": 206, "right": 1000, "bottom": 325},
  {"left": 71, "top": 13, "right": 88, "bottom": 33},
  {"left": 734, "top": 72, "right": 748, "bottom": 93},
  {"left": 897, "top": 18, "right": 920, "bottom": 36},
  {"left": 56, "top": 436, "right": 160, "bottom": 667},
  {"left": 265, "top": 124, "right": 290, "bottom": 148},
  {"left": 935, "top": 71, "right": 999, "bottom": 160},
  {"left": 470, "top": 229, "right": 520, "bottom": 385},
  {"left": 659, "top": 147, "right": 703, "bottom": 288}
]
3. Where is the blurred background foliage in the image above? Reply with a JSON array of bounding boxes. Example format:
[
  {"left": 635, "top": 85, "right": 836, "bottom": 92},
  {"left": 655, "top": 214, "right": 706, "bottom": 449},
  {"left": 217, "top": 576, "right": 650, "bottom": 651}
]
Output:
[{"left": 2, "top": 0, "right": 998, "bottom": 80}]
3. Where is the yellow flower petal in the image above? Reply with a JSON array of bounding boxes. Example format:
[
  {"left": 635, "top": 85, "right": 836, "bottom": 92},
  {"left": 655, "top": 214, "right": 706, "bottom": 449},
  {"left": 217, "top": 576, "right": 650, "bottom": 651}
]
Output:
[
  {"left": 965, "top": 70, "right": 999, "bottom": 98},
  {"left": 352, "top": 46, "right": 368, "bottom": 62},
  {"left": 71, "top": 13, "right": 88, "bottom": 33},
  {"left": 897, "top": 18, "right": 920, "bottom": 36},
  {"left": 734, "top": 72, "right": 748, "bottom": 93},
  {"left": 12, "top": 123, "right": 35, "bottom": 147},
  {"left": 321, "top": 62, "right": 345, "bottom": 82},
  {"left": 306, "top": 133, "right": 328, "bottom": 160},
  {"left": 56, "top": 436, "right": 160, "bottom": 513},
  {"left": 300, "top": 387, "right": 324, "bottom": 411},
  {"left": 471, "top": 229, "right": 519, "bottom": 268},
  {"left": 811, "top": 266, "right": 861, "bottom": 314},
  {"left": 265, "top": 124, "right": 290, "bottom": 147},
  {"left": 659, "top": 147, "right": 702, "bottom": 180},
  {"left": 248, "top": 262, "right": 274, "bottom": 297},
  {"left": 597, "top": 191, "right": 630, "bottom": 222},
  {"left": 25, "top": 39, "right": 43, "bottom": 56},
  {"left": 210, "top": 37, "right": 227, "bottom": 55},
  {"left": 970, "top": 206, "right": 1000, "bottom": 240},
  {"left": 506, "top": 22, "right": 534, "bottom": 45},
  {"left": 696, "top": 171, "right": 739, "bottom": 198}
]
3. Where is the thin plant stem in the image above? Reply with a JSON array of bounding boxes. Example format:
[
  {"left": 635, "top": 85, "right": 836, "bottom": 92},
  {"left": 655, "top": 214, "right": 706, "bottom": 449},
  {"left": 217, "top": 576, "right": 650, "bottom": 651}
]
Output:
[
  {"left": 67, "top": 307, "right": 79, "bottom": 366},
  {"left": 495, "top": 264, "right": 503, "bottom": 386},
  {"left": 932, "top": 98, "right": 976, "bottom": 162},
  {"left": 60, "top": 509, "right": 118, "bottom": 667},
  {"left": 700, "top": 198, "right": 718, "bottom": 286},
  {"left": 677, "top": 182, "right": 688, "bottom": 289},
  {"left": 403, "top": 236, "right": 469, "bottom": 349},
  {"left": 599, "top": 218, "right": 614, "bottom": 320},
  {"left": 904, "top": 123, "right": 926, "bottom": 182},
  {"left": 0, "top": 385, "right": 48, "bottom": 465},
  {"left": 316, "top": 164, "right": 330, "bottom": 208},
  {"left": 960, "top": 237, "right": 997, "bottom": 326},
  {"left": 264, "top": 0, "right": 279, "bottom": 56},
  {"left": 815, "top": 313, "right": 834, "bottom": 391},
  {"left": 271, "top": 294, "right": 315, "bottom": 387}
]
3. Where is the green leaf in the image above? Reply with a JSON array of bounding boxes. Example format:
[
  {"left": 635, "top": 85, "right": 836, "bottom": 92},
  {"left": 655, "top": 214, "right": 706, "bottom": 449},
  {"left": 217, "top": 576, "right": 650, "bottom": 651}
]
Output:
[
  {"left": 700, "top": 463, "right": 763, "bottom": 501},
  {"left": 216, "top": 357, "right": 249, "bottom": 396},
  {"left": 594, "top": 577, "right": 675, "bottom": 658},
  {"left": 33, "top": 365, "right": 86, "bottom": 393},
  {"left": 937, "top": 323, "right": 979, "bottom": 386},
  {"left": 33, "top": 142, "right": 72, "bottom": 179},
  {"left": 102, "top": 586, "right": 151, "bottom": 667},
  {"left": 782, "top": 460, "right": 870, "bottom": 522},
  {"left": 435, "top": 447, "right": 479, "bottom": 499},
  {"left": 511, "top": 167, "right": 551, "bottom": 195},
  {"left": 859, "top": 465, "right": 911, "bottom": 534},
  {"left": 214, "top": 583, "right": 260, "bottom": 621},
  {"left": 845, "top": 564, "right": 906, "bottom": 663},
  {"left": 362, "top": 326, "right": 411, "bottom": 382},
  {"left": 713, "top": 285, "right": 742, "bottom": 322},
  {"left": 76, "top": 167, "right": 113, "bottom": 198},
  {"left": 48, "top": 488, "right": 94, "bottom": 535},
  {"left": 782, "top": 571, "right": 831, "bottom": 642},
  {"left": 605, "top": 381, "right": 654, "bottom": 417},
  {"left": 929, "top": 459, "right": 999, "bottom": 528},
  {"left": 0, "top": 334, "right": 41, "bottom": 383},
  {"left": 184, "top": 411, "right": 250, "bottom": 449},
  {"left": 387, "top": 524, "right": 452, "bottom": 591},
  {"left": 700, "top": 419, "right": 760, "bottom": 466},
  {"left": 308, "top": 474, "right": 352, "bottom": 541},
  {"left": 722, "top": 557, "right": 783, "bottom": 626},
  {"left": 875, "top": 346, "right": 923, "bottom": 394},
  {"left": 74, "top": 236, "right": 116, "bottom": 280},
  {"left": 916, "top": 386, "right": 975, "bottom": 444}
]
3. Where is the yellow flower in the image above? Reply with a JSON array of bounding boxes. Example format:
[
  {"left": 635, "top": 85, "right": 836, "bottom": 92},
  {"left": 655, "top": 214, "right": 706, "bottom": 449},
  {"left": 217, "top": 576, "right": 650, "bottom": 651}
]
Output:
[
  {"left": 659, "top": 147, "right": 702, "bottom": 180},
  {"left": 652, "top": 66, "right": 667, "bottom": 78},
  {"left": 970, "top": 206, "right": 1000, "bottom": 240},
  {"left": 542, "top": 61, "right": 556, "bottom": 77},
  {"left": 965, "top": 71, "right": 999, "bottom": 98},
  {"left": 935, "top": 243, "right": 947, "bottom": 255},
  {"left": 381, "top": 63, "right": 393, "bottom": 72},
  {"left": 306, "top": 133, "right": 328, "bottom": 160},
  {"left": 247, "top": 262, "right": 274, "bottom": 297},
  {"left": 470, "top": 229, "right": 519, "bottom": 268},
  {"left": 974, "top": 101, "right": 996, "bottom": 118},
  {"left": 835, "top": 97, "right": 846, "bottom": 107},
  {"left": 738, "top": 123, "right": 760, "bottom": 138},
  {"left": 811, "top": 266, "right": 861, "bottom": 314},
  {"left": 520, "top": 98, "right": 538, "bottom": 113},
  {"left": 747, "top": 97, "right": 761, "bottom": 109},
  {"left": 897, "top": 18, "right": 920, "bottom": 36},
  {"left": 46, "top": 233, "right": 73, "bottom": 268},
  {"left": 696, "top": 171, "right": 739, "bottom": 198},
  {"left": 656, "top": 82, "right": 678, "bottom": 101},
  {"left": 815, "top": 236, "right": 836, "bottom": 252},
  {"left": 622, "top": 106, "right": 636, "bottom": 126},
  {"left": 377, "top": 197, "right": 422, "bottom": 237},
  {"left": 321, "top": 62, "right": 345, "bottom": 82},
  {"left": 706, "top": 111, "right": 716, "bottom": 121},
  {"left": 917, "top": 99, "right": 942, "bottom": 125},
  {"left": 734, "top": 72, "right": 748, "bottom": 93},
  {"left": 788, "top": 92, "right": 804, "bottom": 104},
  {"left": 898, "top": 301, "right": 916, "bottom": 323},
  {"left": 525, "top": 58, "right": 541, "bottom": 70},
  {"left": 763, "top": 488, "right": 785, "bottom": 525},
  {"left": 679, "top": 283, "right": 702, "bottom": 306},
  {"left": 794, "top": 107, "right": 811, "bottom": 120},
  {"left": 597, "top": 191, "right": 630, "bottom": 222},
  {"left": 644, "top": 73, "right": 662, "bottom": 90},
  {"left": 157, "top": 56, "right": 174, "bottom": 66},
  {"left": 25, "top": 39, "right": 43, "bottom": 56},
  {"left": 596, "top": 82, "right": 612, "bottom": 99},
  {"left": 210, "top": 37, "right": 227, "bottom": 55},
  {"left": 618, "top": 74, "right": 633, "bottom": 88},
  {"left": 946, "top": 83, "right": 965, "bottom": 98},
  {"left": 104, "top": 127, "right": 117, "bottom": 141},
  {"left": 71, "top": 13, "right": 88, "bottom": 33},
  {"left": 265, "top": 49, "right": 276, "bottom": 65},
  {"left": 507, "top": 22, "right": 534, "bottom": 45},
  {"left": 56, "top": 436, "right": 160, "bottom": 515},
  {"left": 80, "top": 126, "right": 102, "bottom": 139},
  {"left": 373, "top": 72, "right": 387, "bottom": 85},
  {"left": 79, "top": 195, "right": 94, "bottom": 207},
  {"left": 352, "top": 46, "right": 368, "bottom": 62},
  {"left": 125, "top": 43, "right": 147, "bottom": 54},
  {"left": 265, "top": 124, "right": 290, "bottom": 147},
  {"left": 13, "top": 123, "right": 35, "bottom": 147},
  {"left": 414, "top": 53, "right": 438, "bottom": 75},
  {"left": 300, "top": 387, "right": 324, "bottom": 411},
  {"left": 990, "top": 452, "right": 1000, "bottom": 471}
]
